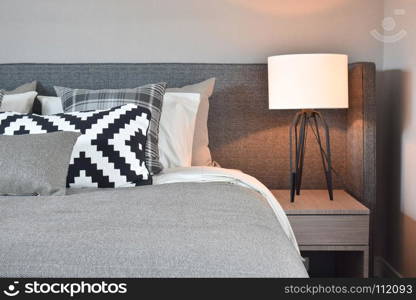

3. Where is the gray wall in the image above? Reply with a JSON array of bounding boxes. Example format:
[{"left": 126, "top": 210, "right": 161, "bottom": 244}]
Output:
[
  {"left": 379, "top": 0, "right": 416, "bottom": 278},
  {"left": 0, "top": 0, "right": 383, "bottom": 65}
]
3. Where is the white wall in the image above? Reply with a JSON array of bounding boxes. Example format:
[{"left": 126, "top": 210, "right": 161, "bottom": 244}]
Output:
[{"left": 0, "top": 0, "right": 384, "bottom": 65}]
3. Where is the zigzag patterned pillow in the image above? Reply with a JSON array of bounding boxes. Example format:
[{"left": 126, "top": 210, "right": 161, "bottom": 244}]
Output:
[{"left": 0, "top": 104, "right": 152, "bottom": 188}]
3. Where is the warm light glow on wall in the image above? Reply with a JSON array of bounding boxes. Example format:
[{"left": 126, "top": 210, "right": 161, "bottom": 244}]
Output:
[{"left": 226, "top": 0, "right": 347, "bottom": 16}]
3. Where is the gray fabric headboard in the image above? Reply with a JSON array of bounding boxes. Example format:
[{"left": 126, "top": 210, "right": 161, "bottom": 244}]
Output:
[{"left": 0, "top": 63, "right": 376, "bottom": 208}]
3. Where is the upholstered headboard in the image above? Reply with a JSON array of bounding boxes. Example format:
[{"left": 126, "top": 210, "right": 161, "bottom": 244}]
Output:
[{"left": 0, "top": 63, "right": 376, "bottom": 209}]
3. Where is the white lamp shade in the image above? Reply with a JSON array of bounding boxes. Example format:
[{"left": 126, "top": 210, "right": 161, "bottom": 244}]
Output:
[{"left": 268, "top": 54, "right": 349, "bottom": 110}]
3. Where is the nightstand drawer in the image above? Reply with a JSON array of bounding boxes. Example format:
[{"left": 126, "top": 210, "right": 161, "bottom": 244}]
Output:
[{"left": 288, "top": 215, "right": 369, "bottom": 245}]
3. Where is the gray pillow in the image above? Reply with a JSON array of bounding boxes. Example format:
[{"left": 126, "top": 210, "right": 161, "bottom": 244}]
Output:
[
  {"left": 167, "top": 78, "right": 216, "bottom": 166},
  {"left": 0, "top": 132, "right": 80, "bottom": 196},
  {"left": 54, "top": 83, "right": 166, "bottom": 174},
  {"left": 4, "top": 81, "right": 37, "bottom": 95}
]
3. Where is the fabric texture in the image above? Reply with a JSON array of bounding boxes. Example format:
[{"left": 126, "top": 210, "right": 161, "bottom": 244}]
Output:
[
  {"left": 0, "top": 182, "right": 307, "bottom": 278},
  {"left": 0, "top": 131, "right": 80, "bottom": 196},
  {"left": 153, "top": 166, "right": 299, "bottom": 250},
  {"left": 37, "top": 96, "right": 64, "bottom": 115},
  {"left": 158, "top": 93, "right": 200, "bottom": 168},
  {"left": 167, "top": 78, "right": 216, "bottom": 166},
  {"left": 55, "top": 83, "right": 166, "bottom": 174},
  {"left": 0, "top": 91, "right": 38, "bottom": 113},
  {"left": 0, "top": 104, "right": 152, "bottom": 188},
  {"left": 4, "top": 81, "right": 37, "bottom": 95},
  {"left": 0, "top": 90, "right": 4, "bottom": 108}
]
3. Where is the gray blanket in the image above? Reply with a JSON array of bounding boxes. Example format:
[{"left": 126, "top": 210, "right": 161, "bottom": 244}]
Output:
[{"left": 0, "top": 182, "right": 307, "bottom": 278}]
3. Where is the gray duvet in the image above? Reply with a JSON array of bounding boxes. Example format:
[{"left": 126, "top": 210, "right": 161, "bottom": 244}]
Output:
[{"left": 0, "top": 182, "right": 307, "bottom": 278}]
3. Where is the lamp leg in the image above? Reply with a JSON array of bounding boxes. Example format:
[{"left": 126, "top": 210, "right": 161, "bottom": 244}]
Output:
[
  {"left": 290, "top": 112, "right": 302, "bottom": 202},
  {"left": 312, "top": 112, "right": 334, "bottom": 200},
  {"left": 296, "top": 114, "right": 308, "bottom": 195}
]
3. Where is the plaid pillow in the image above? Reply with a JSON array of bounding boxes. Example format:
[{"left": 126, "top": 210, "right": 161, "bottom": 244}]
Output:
[
  {"left": 55, "top": 83, "right": 166, "bottom": 174},
  {"left": 0, "top": 90, "right": 4, "bottom": 108}
]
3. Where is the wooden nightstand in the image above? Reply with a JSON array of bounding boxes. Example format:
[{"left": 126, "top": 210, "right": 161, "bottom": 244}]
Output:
[{"left": 272, "top": 190, "right": 370, "bottom": 278}]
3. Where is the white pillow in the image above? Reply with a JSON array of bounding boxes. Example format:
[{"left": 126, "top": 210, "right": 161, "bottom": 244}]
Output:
[
  {"left": 0, "top": 91, "right": 38, "bottom": 113},
  {"left": 167, "top": 78, "right": 216, "bottom": 166},
  {"left": 37, "top": 96, "right": 64, "bottom": 115},
  {"left": 158, "top": 93, "right": 200, "bottom": 168}
]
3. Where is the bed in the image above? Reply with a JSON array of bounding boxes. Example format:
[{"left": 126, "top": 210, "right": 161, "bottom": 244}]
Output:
[
  {"left": 0, "top": 63, "right": 375, "bottom": 278},
  {"left": 0, "top": 168, "right": 306, "bottom": 277}
]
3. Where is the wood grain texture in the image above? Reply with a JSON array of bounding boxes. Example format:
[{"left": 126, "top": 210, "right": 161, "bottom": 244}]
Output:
[
  {"left": 300, "top": 245, "right": 368, "bottom": 251},
  {"left": 273, "top": 189, "right": 370, "bottom": 277},
  {"left": 288, "top": 215, "right": 369, "bottom": 245},
  {"left": 272, "top": 190, "right": 369, "bottom": 215}
]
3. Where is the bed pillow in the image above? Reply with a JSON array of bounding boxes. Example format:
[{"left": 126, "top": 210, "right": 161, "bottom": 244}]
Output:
[
  {"left": 0, "top": 104, "right": 152, "bottom": 188},
  {"left": 159, "top": 93, "right": 200, "bottom": 168},
  {"left": 0, "top": 91, "right": 38, "bottom": 113},
  {"left": 55, "top": 83, "right": 166, "bottom": 175},
  {"left": 37, "top": 96, "right": 64, "bottom": 115},
  {"left": 0, "top": 90, "right": 4, "bottom": 106},
  {"left": 167, "top": 78, "right": 216, "bottom": 166},
  {"left": 38, "top": 93, "right": 201, "bottom": 169},
  {"left": 0, "top": 131, "right": 80, "bottom": 196},
  {"left": 0, "top": 81, "right": 37, "bottom": 113}
]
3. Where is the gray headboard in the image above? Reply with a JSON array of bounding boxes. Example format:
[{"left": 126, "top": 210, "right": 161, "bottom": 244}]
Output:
[{"left": 0, "top": 63, "right": 376, "bottom": 209}]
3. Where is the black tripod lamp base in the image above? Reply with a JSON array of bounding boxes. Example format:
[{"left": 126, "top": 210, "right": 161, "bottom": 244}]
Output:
[{"left": 289, "top": 110, "right": 334, "bottom": 202}]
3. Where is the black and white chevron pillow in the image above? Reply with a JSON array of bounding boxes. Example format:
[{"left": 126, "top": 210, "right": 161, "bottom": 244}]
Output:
[{"left": 0, "top": 104, "right": 152, "bottom": 188}]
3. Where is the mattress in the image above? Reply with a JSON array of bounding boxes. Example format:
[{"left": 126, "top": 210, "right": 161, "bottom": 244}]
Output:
[{"left": 0, "top": 167, "right": 307, "bottom": 277}]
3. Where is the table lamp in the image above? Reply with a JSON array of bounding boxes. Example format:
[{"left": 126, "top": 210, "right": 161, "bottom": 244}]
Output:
[{"left": 268, "top": 54, "right": 348, "bottom": 202}]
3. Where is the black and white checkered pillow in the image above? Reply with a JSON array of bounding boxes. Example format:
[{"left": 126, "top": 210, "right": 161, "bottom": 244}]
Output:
[
  {"left": 0, "top": 104, "right": 152, "bottom": 188},
  {"left": 55, "top": 83, "right": 166, "bottom": 175}
]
